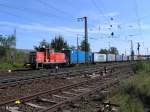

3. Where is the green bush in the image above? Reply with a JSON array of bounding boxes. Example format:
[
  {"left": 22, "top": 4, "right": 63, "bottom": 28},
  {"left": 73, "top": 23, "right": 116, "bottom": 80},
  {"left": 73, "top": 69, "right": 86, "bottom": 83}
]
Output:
[
  {"left": 12, "top": 63, "right": 24, "bottom": 68},
  {"left": 135, "top": 61, "right": 150, "bottom": 72},
  {"left": 0, "top": 63, "right": 24, "bottom": 70},
  {"left": 110, "top": 73, "right": 150, "bottom": 112}
]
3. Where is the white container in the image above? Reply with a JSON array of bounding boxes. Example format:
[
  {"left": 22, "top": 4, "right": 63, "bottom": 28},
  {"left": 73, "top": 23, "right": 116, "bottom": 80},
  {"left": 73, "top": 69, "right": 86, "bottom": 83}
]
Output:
[
  {"left": 134, "top": 55, "right": 138, "bottom": 60},
  {"left": 116, "top": 55, "right": 122, "bottom": 61},
  {"left": 93, "top": 53, "right": 106, "bottom": 62},
  {"left": 107, "top": 54, "right": 116, "bottom": 62},
  {"left": 123, "top": 55, "right": 128, "bottom": 61}
]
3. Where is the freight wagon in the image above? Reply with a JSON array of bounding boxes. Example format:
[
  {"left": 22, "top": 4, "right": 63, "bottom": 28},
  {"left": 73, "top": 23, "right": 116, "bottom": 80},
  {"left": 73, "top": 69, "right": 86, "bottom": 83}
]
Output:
[
  {"left": 134, "top": 55, "right": 138, "bottom": 61},
  {"left": 63, "top": 49, "right": 93, "bottom": 65},
  {"left": 116, "top": 55, "right": 123, "bottom": 61},
  {"left": 93, "top": 53, "right": 106, "bottom": 63},
  {"left": 138, "top": 55, "right": 147, "bottom": 60},
  {"left": 122, "top": 55, "right": 128, "bottom": 61},
  {"left": 26, "top": 46, "right": 148, "bottom": 69},
  {"left": 107, "top": 54, "right": 116, "bottom": 62}
]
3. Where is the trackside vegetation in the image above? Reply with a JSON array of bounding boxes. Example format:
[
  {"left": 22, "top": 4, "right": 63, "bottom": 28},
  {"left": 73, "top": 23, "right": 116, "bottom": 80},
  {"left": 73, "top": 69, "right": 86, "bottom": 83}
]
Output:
[
  {"left": 0, "top": 34, "right": 28, "bottom": 70},
  {"left": 109, "top": 61, "right": 150, "bottom": 112}
]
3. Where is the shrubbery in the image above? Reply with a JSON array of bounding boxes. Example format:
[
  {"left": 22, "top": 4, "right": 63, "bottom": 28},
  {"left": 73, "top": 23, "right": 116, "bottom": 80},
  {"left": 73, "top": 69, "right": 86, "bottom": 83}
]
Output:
[
  {"left": 0, "top": 63, "right": 24, "bottom": 70},
  {"left": 110, "top": 61, "right": 150, "bottom": 112}
]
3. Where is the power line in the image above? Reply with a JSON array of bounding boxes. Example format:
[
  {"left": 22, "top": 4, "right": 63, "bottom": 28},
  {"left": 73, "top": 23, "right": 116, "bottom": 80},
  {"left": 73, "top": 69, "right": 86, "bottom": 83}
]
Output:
[
  {"left": 35, "top": 0, "right": 75, "bottom": 19},
  {"left": 0, "top": 2, "right": 79, "bottom": 24},
  {"left": 90, "top": 0, "right": 122, "bottom": 40},
  {"left": 0, "top": 1, "right": 98, "bottom": 35},
  {"left": 0, "top": 2, "right": 88, "bottom": 35},
  {"left": 36, "top": 0, "right": 97, "bottom": 30},
  {"left": 0, "top": 3, "right": 62, "bottom": 19},
  {"left": 0, "top": 12, "right": 83, "bottom": 35},
  {"left": 90, "top": 0, "right": 111, "bottom": 26},
  {"left": 133, "top": 0, "right": 142, "bottom": 36}
]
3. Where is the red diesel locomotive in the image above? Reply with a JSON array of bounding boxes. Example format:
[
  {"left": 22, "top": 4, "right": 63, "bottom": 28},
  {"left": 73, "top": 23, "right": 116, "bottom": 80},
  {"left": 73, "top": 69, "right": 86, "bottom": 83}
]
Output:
[{"left": 28, "top": 49, "right": 66, "bottom": 69}]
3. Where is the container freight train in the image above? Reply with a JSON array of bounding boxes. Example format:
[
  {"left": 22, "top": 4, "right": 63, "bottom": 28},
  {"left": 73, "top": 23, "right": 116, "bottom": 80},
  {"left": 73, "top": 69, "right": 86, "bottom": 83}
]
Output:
[
  {"left": 26, "top": 49, "right": 147, "bottom": 69},
  {"left": 28, "top": 49, "right": 93, "bottom": 69}
]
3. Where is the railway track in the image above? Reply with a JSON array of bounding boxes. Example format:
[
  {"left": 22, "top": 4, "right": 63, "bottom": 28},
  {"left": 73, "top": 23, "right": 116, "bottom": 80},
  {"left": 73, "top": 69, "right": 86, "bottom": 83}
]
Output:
[
  {"left": 0, "top": 68, "right": 131, "bottom": 112},
  {"left": 0, "top": 62, "right": 134, "bottom": 112},
  {"left": 0, "top": 63, "right": 132, "bottom": 102},
  {"left": 0, "top": 62, "right": 133, "bottom": 87},
  {"left": 0, "top": 63, "right": 133, "bottom": 100},
  {"left": 0, "top": 62, "right": 132, "bottom": 80},
  {"left": 0, "top": 65, "right": 132, "bottom": 107}
]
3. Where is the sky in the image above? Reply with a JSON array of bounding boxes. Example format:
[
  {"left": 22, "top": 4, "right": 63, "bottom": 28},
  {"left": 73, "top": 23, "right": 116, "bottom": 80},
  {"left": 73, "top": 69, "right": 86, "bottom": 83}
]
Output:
[{"left": 0, "top": 0, "right": 150, "bottom": 55}]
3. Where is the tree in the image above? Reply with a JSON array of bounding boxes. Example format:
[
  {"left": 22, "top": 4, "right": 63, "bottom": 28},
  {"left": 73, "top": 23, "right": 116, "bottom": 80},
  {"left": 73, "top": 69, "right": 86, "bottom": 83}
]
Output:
[
  {"left": 80, "top": 40, "right": 90, "bottom": 52},
  {"left": 99, "top": 49, "right": 109, "bottom": 54},
  {"left": 50, "top": 35, "right": 69, "bottom": 51},
  {"left": 99, "top": 47, "right": 119, "bottom": 54},
  {"left": 109, "top": 47, "right": 119, "bottom": 54},
  {"left": 0, "top": 35, "right": 16, "bottom": 48},
  {"left": 0, "top": 34, "right": 16, "bottom": 63},
  {"left": 34, "top": 39, "right": 50, "bottom": 51},
  {"left": 0, "top": 46, "right": 7, "bottom": 58}
]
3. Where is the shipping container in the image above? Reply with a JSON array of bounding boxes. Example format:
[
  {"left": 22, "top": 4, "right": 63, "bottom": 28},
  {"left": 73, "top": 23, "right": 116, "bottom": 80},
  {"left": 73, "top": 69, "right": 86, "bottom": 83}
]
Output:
[
  {"left": 122, "top": 55, "right": 128, "bottom": 61},
  {"left": 116, "top": 55, "right": 122, "bottom": 61},
  {"left": 63, "top": 50, "right": 92, "bottom": 64},
  {"left": 93, "top": 53, "right": 106, "bottom": 63},
  {"left": 107, "top": 54, "right": 116, "bottom": 62},
  {"left": 134, "top": 55, "right": 138, "bottom": 61},
  {"left": 138, "top": 55, "right": 147, "bottom": 60},
  {"left": 128, "top": 56, "right": 136, "bottom": 61},
  {"left": 128, "top": 56, "right": 131, "bottom": 61}
]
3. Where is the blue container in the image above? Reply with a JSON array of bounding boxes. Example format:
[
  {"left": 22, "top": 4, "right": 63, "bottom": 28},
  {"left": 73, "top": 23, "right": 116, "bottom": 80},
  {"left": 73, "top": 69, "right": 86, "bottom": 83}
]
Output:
[{"left": 63, "top": 50, "right": 92, "bottom": 64}]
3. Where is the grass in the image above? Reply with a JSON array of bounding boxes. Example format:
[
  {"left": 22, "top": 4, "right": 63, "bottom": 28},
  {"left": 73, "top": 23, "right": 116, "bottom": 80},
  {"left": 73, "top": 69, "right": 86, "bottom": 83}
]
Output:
[
  {"left": 0, "top": 63, "right": 24, "bottom": 70},
  {"left": 109, "top": 61, "right": 150, "bottom": 112}
]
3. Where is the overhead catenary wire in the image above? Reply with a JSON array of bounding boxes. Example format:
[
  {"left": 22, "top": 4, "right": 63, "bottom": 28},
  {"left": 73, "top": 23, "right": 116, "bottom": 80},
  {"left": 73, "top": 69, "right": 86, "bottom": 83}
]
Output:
[
  {"left": 36, "top": 0, "right": 97, "bottom": 31},
  {"left": 0, "top": 0, "right": 147, "bottom": 47},
  {"left": 0, "top": 3, "right": 85, "bottom": 34},
  {"left": 90, "top": 0, "right": 122, "bottom": 40},
  {"left": 0, "top": 2, "right": 78, "bottom": 24},
  {"left": 133, "top": 0, "right": 142, "bottom": 36},
  {"left": 35, "top": 0, "right": 75, "bottom": 19},
  {"left": 0, "top": 0, "right": 71, "bottom": 20},
  {"left": 90, "top": 0, "right": 112, "bottom": 26},
  {"left": 0, "top": 3, "right": 69, "bottom": 19},
  {"left": 0, "top": 0, "right": 105, "bottom": 37}
]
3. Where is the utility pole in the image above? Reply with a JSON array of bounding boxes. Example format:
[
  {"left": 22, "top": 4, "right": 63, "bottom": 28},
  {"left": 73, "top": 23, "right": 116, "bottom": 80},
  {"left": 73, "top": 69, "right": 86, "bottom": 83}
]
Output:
[
  {"left": 108, "top": 41, "right": 110, "bottom": 52},
  {"left": 14, "top": 28, "right": 16, "bottom": 48},
  {"left": 137, "top": 42, "right": 140, "bottom": 56},
  {"left": 77, "top": 16, "right": 88, "bottom": 64},
  {"left": 77, "top": 34, "right": 79, "bottom": 64},
  {"left": 147, "top": 48, "right": 149, "bottom": 59},
  {"left": 125, "top": 49, "right": 126, "bottom": 56},
  {"left": 130, "top": 40, "right": 134, "bottom": 61},
  {"left": 13, "top": 28, "right": 16, "bottom": 64},
  {"left": 145, "top": 48, "right": 148, "bottom": 60}
]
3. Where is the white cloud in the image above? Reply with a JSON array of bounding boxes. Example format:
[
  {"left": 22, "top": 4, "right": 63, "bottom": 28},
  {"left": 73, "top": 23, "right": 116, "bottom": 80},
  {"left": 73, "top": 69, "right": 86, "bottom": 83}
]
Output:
[
  {"left": 101, "top": 12, "right": 119, "bottom": 17},
  {"left": 0, "top": 21, "right": 84, "bottom": 36},
  {"left": 3, "top": 22, "right": 77, "bottom": 32},
  {"left": 0, "top": 21, "right": 111, "bottom": 35},
  {"left": 1, "top": 20, "right": 150, "bottom": 39}
]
